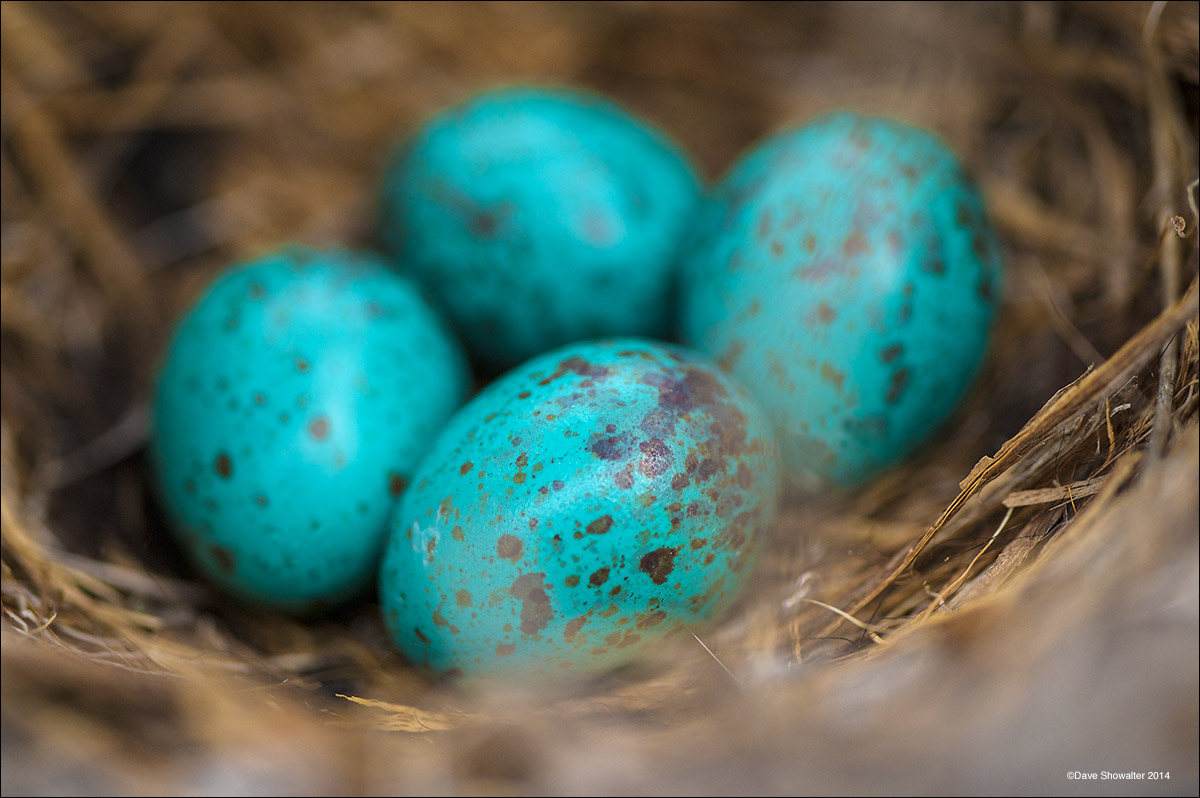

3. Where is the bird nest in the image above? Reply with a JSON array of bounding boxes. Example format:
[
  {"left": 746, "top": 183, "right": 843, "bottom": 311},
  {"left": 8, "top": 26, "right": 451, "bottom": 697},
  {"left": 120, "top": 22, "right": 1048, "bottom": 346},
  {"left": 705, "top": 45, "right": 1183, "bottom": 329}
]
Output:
[{"left": 2, "top": 2, "right": 1198, "bottom": 794}]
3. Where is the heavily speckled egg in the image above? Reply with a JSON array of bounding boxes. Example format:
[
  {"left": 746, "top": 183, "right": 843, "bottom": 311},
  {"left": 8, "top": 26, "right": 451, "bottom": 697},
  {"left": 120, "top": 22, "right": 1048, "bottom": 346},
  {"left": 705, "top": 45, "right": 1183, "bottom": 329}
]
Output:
[
  {"left": 151, "top": 245, "right": 470, "bottom": 614},
  {"left": 377, "top": 87, "right": 702, "bottom": 372},
  {"left": 378, "top": 339, "right": 780, "bottom": 681},
  {"left": 679, "top": 112, "right": 1003, "bottom": 486}
]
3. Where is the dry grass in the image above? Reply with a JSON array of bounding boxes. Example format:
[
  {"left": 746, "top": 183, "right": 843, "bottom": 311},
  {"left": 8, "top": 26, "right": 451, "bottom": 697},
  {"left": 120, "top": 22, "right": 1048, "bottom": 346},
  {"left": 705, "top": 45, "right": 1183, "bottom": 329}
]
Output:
[{"left": 2, "top": 2, "right": 1198, "bottom": 794}]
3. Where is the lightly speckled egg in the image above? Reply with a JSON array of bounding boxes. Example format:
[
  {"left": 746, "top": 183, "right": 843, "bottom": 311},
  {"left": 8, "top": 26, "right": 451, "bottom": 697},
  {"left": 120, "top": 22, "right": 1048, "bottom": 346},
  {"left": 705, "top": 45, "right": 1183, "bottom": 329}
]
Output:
[
  {"left": 377, "top": 87, "right": 702, "bottom": 372},
  {"left": 679, "top": 112, "right": 1003, "bottom": 486},
  {"left": 378, "top": 339, "right": 781, "bottom": 682},
  {"left": 150, "top": 245, "right": 470, "bottom": 615}
]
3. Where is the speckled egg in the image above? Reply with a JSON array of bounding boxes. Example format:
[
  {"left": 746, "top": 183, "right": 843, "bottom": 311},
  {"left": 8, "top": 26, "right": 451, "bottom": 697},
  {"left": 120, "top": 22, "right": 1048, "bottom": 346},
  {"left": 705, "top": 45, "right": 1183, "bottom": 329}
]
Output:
[
  {"left": 378, "top": 339, "right": 780, "bottom": 681},
  {"left": 679, "top": 112, "right": 1003, "bottom": 486},
  {"left": 151, "top": 245, "right": 470, "bottom": 614},
  {"left": 377, "top": 87, "right": 702, "bottom": 372}
]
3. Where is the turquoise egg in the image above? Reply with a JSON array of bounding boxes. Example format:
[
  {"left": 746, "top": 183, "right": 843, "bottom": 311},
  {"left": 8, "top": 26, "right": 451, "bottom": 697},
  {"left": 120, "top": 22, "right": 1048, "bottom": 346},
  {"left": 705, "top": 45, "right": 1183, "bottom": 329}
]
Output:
[
  {"left": 378, "top": 339, "right": 780, "bottom": 681},
  {"left": 377, "top": 87, "right": 702, "bottom": 372},
  {"left": 150, "top": 246, "right": 470, "bottom": 614},
  {"left": 679, "top": 113, "right": 1003, "bottom": 486}
]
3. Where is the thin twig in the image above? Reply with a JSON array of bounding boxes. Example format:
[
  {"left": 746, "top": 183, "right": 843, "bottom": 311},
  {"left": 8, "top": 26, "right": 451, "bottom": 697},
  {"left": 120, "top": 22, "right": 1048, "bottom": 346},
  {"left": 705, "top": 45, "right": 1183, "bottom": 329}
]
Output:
[{"left": 692, "top": 632, "right": 742, "bottom": 687}]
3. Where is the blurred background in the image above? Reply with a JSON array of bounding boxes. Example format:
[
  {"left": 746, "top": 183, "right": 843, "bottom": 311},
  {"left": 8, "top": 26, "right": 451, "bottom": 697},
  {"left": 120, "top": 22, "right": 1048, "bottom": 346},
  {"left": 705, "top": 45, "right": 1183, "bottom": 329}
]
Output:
[{"left": 2, "top": 2, "right": 1197, "bottom": 795}]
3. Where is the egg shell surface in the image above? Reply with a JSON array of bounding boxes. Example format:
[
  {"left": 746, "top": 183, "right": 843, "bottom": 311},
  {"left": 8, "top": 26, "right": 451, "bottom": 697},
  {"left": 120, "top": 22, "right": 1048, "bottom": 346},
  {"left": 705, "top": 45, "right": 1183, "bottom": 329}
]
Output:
[
  {"left": 679, "top": 112, "right": 1003, "bottom": 486},
  {"left": 151, "top": 246, "right": 470, "bottom": 614},
  {"left": 378, "top": 339, "right": 781, "bottom": 681},
  {"left": 377, "top": 87, "right": 702, "bottom": 372}
]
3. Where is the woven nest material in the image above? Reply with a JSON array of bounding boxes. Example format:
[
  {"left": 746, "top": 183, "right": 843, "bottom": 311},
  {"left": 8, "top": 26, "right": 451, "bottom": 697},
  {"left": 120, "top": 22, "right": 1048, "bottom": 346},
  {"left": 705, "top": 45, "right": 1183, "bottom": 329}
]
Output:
[{"left": 2, "top": 2, "right": 1198, "bottom": 795}]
